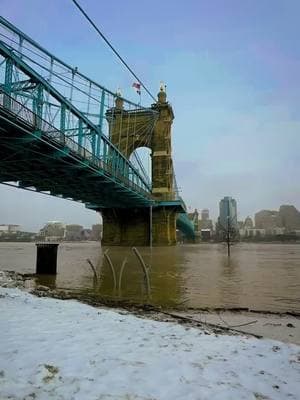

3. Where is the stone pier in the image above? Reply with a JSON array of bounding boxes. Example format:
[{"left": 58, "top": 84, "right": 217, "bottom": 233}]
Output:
[{"left": 101, "top": 87, "right": 178, "bottom": 246}]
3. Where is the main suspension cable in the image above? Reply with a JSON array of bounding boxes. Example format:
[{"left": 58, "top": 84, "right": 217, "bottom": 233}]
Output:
[{"left": 71, "top": 0, "right": 156, "bottom": 102}]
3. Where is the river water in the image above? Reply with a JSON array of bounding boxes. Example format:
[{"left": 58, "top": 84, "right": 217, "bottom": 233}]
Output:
[{"left": 0, "top": 242, "right": 299, "bottom": 313}]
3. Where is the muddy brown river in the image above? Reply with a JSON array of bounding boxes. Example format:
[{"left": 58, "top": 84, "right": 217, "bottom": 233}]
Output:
[{"left": 0, "top": 242, "right": 299, "bottom": 313}]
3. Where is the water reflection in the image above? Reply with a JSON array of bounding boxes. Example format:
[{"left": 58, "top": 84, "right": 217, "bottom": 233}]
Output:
[
  {"left": 218, "top": 255, "right": 243, "bottom": 308},
  {"left": 0, "top": 242, "right": 299, "bottom": 313},
  {"left": 98, "top": 246, "right": 187, "bottom": 307}
]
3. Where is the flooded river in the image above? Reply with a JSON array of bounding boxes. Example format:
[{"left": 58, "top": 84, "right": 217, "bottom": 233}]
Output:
[{"left": 0, "top": 242, "right": 299, "bottom": 313}]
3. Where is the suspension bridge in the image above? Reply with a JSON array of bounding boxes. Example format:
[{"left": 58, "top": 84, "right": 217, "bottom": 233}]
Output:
[{"left": 0, "top": 16, "right": 195, "bottom": 245}]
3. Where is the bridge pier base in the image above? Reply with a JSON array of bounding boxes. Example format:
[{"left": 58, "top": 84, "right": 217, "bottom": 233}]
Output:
[
  {"left": 35, "top": 243, "right": 59, "bottom": 274},
  {"left": 152, "top": 208, "right": 177, "bottom": 246},
  {"left": 101, "top": 207, "right": 177, "bottom": 246}
]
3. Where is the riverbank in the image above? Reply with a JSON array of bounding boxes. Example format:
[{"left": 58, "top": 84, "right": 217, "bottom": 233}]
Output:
[
  {"left": 1, "top": 270, "right": 300, "bottom": 345},
  {"left": 1, "top": 286, "right": 300, "bottom": 400},
  {"left": 173, "top": 309, "right": 300, "bottom": 346},
  {"left": 1, "top": 271, "right": 300, "bottom": 399}
]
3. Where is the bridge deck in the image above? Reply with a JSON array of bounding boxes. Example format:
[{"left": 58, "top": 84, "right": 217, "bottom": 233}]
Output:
[{"left": 0, "top": 100, "right": 152, "bottom": 209}]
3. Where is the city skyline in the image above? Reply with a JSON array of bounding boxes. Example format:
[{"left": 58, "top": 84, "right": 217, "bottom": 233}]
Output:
[
  {"left": 2, "top": 201, "right": 300, "bottom": 233},
  {"left": 1, "top": 1, "right": 299, "bottom": 231}
]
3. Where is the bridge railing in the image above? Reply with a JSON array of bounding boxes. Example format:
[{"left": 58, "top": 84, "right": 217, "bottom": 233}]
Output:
[
  {"left": 0, "top": 16, "right": 142, "bottom": 118},
  {"left": 0, "top": 90, "right": 153, "bottom": 200},
  {"left": 0, "top": 16, "right": 157, "bottom": 188}
]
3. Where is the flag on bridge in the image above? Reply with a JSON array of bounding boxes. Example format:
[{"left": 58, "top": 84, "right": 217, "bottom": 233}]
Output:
[{"left": 132, "top": 82, "right": 141, "bottom": 95}]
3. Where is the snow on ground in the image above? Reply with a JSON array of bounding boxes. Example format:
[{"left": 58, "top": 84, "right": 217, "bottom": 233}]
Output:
[{"left": 0, "top": 287, "right": 299, "bottom": 400}]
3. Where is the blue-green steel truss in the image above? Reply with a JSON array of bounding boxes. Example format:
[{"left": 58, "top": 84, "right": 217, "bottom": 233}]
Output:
[
  {"left": 0, "top": 45, "right": 153, "bottom": 208},
  {"left": 0, "top": 16, "right": 194, "bottom": 239}
]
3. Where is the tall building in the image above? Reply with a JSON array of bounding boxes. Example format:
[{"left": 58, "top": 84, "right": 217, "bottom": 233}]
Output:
[
  {"left": 255, "top": 205, "right": 300, "bottom": 234},
  {"left": 198, "top": 208, "right": 213, "bottom": 231},
  {"left": 219, "top": 196, "right": 238, "bottom": 230},
  {"left": 201, "top": 209, "right": 209, "bottom": 221},
  {"left": 255, "top": 210, "right": 280, "bottom": 230},
  {"left": 279, "top": 205, "right": 300, "bottom": 231}
]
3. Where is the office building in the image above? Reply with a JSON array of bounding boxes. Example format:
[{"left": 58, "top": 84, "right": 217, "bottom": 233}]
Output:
[
  {"left": 279, "top": 205, "right": 300, "bottom": 231},
  {"left": 255, "top": 210, "right": 280, "bottom": 230},
  {"left": 201, "top": 209, "right": 209, "bottom": 221},
  {"left": 219, "top": 196, "right": 238, "bottom": 230}
]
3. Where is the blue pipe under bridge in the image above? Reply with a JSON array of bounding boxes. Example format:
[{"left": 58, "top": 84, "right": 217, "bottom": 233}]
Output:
[{"left": 176, "top": 213, "right": 196, "bottom": 240}]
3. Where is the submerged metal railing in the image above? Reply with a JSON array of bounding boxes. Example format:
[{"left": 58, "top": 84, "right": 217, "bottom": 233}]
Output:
[{"left": 87, "top": 248, "right": 151, "bottom": 297}]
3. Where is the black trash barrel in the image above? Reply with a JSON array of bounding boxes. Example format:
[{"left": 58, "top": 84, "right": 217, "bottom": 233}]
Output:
[{"left": 36, "top": 243, "right": 59, "bottom": 275}]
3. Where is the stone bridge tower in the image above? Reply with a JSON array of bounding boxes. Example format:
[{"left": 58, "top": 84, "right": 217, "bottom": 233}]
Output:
[{"left": 101, "top": 87, "right": 177, "bottom": 246}]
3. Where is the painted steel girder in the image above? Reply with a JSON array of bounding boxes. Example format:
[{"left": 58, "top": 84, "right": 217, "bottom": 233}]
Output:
[
  {"left": 2, "top": 163, "right": 150, "bottom": 208},
  {"left": 0, "top": 54, "right": 154, "bottom": 210},
  {"left": 0, "top": 79, "right": 37, "bottom": 93},
  {"left": 0, "top": 42, "right": 151, "bottom": 193}
]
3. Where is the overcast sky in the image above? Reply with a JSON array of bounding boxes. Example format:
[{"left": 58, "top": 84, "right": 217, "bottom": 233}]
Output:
[{"left": 1, "top": 0, "right": 299, "bottom": 231}]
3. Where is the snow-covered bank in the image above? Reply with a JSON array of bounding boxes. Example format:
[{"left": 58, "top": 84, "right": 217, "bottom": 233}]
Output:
[{"left": 0, "top": 287, "right": 299, "bottom": 400}]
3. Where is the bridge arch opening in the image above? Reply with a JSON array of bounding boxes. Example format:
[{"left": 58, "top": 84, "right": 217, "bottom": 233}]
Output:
[{"left": 129, "top": 147, "right": 152, "bottom": 186}]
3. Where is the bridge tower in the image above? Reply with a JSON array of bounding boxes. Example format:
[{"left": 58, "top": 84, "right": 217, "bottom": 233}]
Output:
[{"left": 101, "top": 87, "right": 177, "bottom": 246}]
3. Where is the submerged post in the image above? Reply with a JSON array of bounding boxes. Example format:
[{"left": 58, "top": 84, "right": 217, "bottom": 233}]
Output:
[
  {"left": 35, "top": 243, "right": 59, "bottom": 275},
  {"left": 149, "top": 205, "right": 153, "bottom": 249}
]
